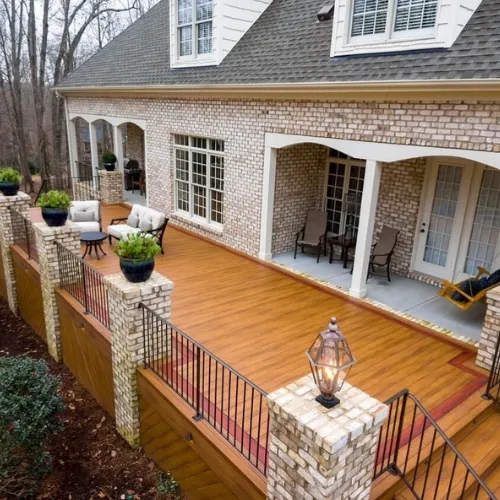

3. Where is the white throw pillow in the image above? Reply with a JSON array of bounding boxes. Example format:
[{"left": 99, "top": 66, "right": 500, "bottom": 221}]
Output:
[
  {"left": 139, "top": 218, "right": 153, "bottom": 232},
  {"left": 127, "top": 214, "right": 139, "bottom": 228},
  {"left": 73, "top": 211, "right": 95, "bottom": 222}
]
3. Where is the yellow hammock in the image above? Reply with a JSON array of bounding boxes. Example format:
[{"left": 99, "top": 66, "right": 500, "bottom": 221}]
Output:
[{"left": 438, "top": 267, "right": 496, "bottom": 311}]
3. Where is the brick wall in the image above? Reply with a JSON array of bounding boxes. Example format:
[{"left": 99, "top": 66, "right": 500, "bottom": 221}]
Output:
[
  {"left": 272, "top": 144, "right": 327, "bottom": 254},
  {"left": 126, "top": 123, "right": 145, "bottom": 168},
  {"left": 67, "top": 97, "right": 500, "bottom": 257}
]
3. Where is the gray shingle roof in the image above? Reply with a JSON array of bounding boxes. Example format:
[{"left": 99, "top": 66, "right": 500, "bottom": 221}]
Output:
[{"left": 59, "top": 0, "right": 500, "bottom": 88}]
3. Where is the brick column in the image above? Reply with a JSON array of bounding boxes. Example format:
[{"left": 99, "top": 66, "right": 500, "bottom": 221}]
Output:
[
  {"left": 267, "top": 375, "right": 388, "bottom": 500},
  {"left": 99, "top": 170, "right": 124, "bottom": 205},
  {"left": 477, "top": 288, "right": 500, "bottom": 370},
  {"left": 104, "top": 271, "right": 173, "bottom": 446},
  {"left": 33, "top": 221, "right": 81, "bottom": 361},
  {"left": 0, "top": 192, "right": 32, "bottom": 313}
]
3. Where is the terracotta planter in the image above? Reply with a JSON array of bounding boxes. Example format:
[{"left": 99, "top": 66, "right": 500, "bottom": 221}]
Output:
[{"left": 119, "top": 257, "right": 155, "bottom": 283}]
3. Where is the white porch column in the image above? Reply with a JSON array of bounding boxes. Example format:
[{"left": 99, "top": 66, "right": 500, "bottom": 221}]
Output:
[
  {"left": 350, "top": 160, "right": 382, "bottom": 299},
  {"left": 259, "top": 145, "right": 277, "bottom": 260},
  {"left": 113, "top": 125, "right": 124, "bottom": 171},
  {"left": 89, "top": 122, "right": 99, "bottom": 178},
  {"left": 67, "top": 119, "right": 78, "bottom": 177}
]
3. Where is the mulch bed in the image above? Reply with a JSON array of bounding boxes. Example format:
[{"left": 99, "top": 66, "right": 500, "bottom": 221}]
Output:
[{"left": 0, "top": 298, "right": 176, "bottom": 500}]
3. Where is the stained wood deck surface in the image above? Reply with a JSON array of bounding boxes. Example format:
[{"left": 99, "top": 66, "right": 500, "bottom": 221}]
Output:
[{"left": 32, "top": 205, "right": 489, "bottom": 417}]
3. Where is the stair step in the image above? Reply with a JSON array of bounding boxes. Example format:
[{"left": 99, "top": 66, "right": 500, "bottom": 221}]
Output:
[{"left": 371, "top": 387, "right": 492, "bottom": 500}]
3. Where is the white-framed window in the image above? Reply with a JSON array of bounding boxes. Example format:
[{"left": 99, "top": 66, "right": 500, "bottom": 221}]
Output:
[
  {"left": 177, "top": 0, "right": 213, "bottom": 58},
  {"left": 174, "top": 134, "right": 224, "bottom": 227},
  {"left": 349, "top": 0, "right": 438, "bottom": 42},
  {"left": 324, "top": 149, "right": 366, "bottom": 236}
]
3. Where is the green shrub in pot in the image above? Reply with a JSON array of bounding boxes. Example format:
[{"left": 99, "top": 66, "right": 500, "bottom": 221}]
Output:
[
  {"left": 0, "top": 167, "right": 22, "bottom": 196},
  {"left": 115, "top": 233, "right": 161, "bottom": 283},
  {"left": 102, "top": 151, "right": 117, "bottom": 172},
  {"left": 36, "top": 190, "right": 71, "bottom": 227}
]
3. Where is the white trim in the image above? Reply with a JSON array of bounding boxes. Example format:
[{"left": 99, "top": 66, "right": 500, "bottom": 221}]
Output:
[
  {"left": 65, "top": 99, "right": 78, "bottom": 177},
  {"left": 259, "top": 145, "right": 277, "bottom": 261},
  {"left": 88, "top": 122, "right": 99, "bottom": 183},
  {"left": 68, "top": 112, "right": 147, "bottom": 131}
]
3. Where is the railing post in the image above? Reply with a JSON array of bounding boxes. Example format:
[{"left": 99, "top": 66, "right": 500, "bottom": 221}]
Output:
[
  {"left": 267, "top": 376, "right": 388, "bottom": 500},
  {"left": 81, "top": 262, "right": 90, "bottom": 314},
  {"left": 390, "top": 391, "right": 408, "bottom": 474},
  {"left": 103, "top": 272, "right": 173, "bottom": 446},
  {"left": 194, "top": 345, "right": 203, "bottom": 422},
  {"left": 33, "top": 221, "right": 81, "bottom": 361}
]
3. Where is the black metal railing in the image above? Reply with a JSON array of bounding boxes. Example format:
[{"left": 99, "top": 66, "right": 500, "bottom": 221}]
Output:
[
  {"left": 35, "top": 174, "right": 100, "bottom": 204},
  {"left": 374, "top": 389, "right": 496, "bottom": 499},
  {"left": 141, "top": 304, "right": 269, "bottom": 476},
  {"left": 9, "top": 207, "right": 38, "bottom": 263},
  {"left": 56, "top": 242, "right": 110, "bottom": 329},
  {"left": 485, "top": 336, "right": 500, "bottom": 405},
  {"left": 76, "top": 161, "right": 93, "bottom": 181}
]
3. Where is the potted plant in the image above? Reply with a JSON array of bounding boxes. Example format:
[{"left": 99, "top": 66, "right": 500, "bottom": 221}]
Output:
[
  {"left": 115, "top": 233, "right": 161, "bottom": 283},
  {"left": 36, "top": 190, "right": 71, "bottom": 227},
  {"left": 0, "top": 167, "right": 22, "bottom": 196},
  {"left": 102, "top": 152, "right": 117, "bottom": 172}
]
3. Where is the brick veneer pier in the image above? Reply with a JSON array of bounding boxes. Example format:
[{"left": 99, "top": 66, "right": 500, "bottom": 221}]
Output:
[
  {"left": 104, "top": 271, "right": 173, "bottom": 446},
  {"left": 477, "top": 288, "right": 500, "bottom": 370},
  {"left": 34, "top": 221, "right": 81, "bottom": 361},
  {"left": 99, "top": 170, "right": 124, "bottom": 204},
  {"left": 0, "top": 192, "right": 32, "bottom": 314},
  {"left": 267, "top": 375, "right": 388, "bottom": 500}
]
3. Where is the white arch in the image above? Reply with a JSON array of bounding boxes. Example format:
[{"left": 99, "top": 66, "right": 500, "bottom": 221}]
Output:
[
  {"left": 68, "top": 112, "right": 147, "bottom": 130},
  {"left": 265, "top": 133, "right": 500, "bottom": 170}
]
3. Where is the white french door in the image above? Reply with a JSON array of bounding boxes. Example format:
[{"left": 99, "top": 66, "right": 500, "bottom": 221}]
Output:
[
  {"left": 414, "top": 161, "right": 474, "bottom": 280},
  {"left": 415, "top": 160, "right": 500, "bottom": 281}
]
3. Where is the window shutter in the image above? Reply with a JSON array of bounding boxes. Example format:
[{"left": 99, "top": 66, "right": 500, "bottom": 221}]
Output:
[
  {"left": 394, "top": 0, "right": 438, "bottom": 32},
  {"left": 351, "top": 0, "right": 389, "bottom": 37}
]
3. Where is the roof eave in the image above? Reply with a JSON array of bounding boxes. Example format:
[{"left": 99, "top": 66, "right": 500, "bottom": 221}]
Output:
[{"left": 55, "top": 79, "right": 500, "bottom": 100}]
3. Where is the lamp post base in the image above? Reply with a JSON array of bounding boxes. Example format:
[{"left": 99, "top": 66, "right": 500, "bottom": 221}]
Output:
[{"left": 316, "top": 394, "right": 340, "bottom": 409}]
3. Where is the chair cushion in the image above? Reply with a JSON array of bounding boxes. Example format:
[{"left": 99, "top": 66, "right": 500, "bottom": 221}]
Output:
[
  {"left": 297, "top": 239, "right": 321, "bottom": 247},
  {"left": 139, "top": 218, "right": 153, "bottom": 232},
  {"left": 107, "top": 224, "right": 140, "bottom": 239},
  {"left": 74, "top": 221, "right": 101, "bottom": 234},
  {"left": 73, "top": 210, "right": 95, "bottom": 222},
  {"left": 130, "top": 204, "right": 165, "bottom": 231},
  {"left": 70, "top": 201, "right": 99, "bottom": 223},
  {"left": 127, "top": 214, "right": 139, "bottom": 228}
]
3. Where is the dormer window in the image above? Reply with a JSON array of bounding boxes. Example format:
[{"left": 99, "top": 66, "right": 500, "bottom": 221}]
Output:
[
  {"left": 177, "top": 0, "right": 213, "bottom": 58},
  {"left": 350, "top": 0, "right": 438, "bottom": 42}
]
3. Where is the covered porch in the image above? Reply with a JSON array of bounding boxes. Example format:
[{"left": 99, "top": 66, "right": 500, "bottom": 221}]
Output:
[{"left": 260, "top": 133, "right": 500, "bottom": 344}]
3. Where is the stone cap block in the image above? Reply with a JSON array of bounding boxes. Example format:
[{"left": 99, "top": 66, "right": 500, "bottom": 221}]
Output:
[
  {"left": 486, "top": 286, "right": 500, "bottom": 301},
  {"left": 0, "top": 192, "right": 32, "bottom": 204},
  {"left": 104, "top": 271, "right": 174, "bottom": 300},
  {"left": 33, "top": 220, "right": 81, "bottom": 236},
  {"left": 268, "top": 375, "right": 388, "bottom": 456},
  {"left": 98, "top": 170, "right": 123, "bottom": 177}
]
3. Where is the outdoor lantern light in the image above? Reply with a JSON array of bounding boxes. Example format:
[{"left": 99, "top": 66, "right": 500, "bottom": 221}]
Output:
[{"left": 306, "top": 317, "right": 357, "bottom": 408}]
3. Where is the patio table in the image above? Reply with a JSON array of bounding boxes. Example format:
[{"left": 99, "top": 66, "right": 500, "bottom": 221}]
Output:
[
  {"left": 81, "top": 231, "right": 107, "bottom": 260},
  {"left": 328, "top": 234, "right": 357, "bottom": 268}
]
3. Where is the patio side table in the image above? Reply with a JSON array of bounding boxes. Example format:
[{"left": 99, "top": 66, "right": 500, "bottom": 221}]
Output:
[
  {"left": 81, "top": 231, "right": 107, "bottom": 260},
  {"left": 328, "top": 234, "right": 357, "bottom": 269}
]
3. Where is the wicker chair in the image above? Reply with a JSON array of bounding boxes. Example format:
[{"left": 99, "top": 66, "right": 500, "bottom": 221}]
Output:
[{"left": 294, "top": 210, "right": 328, "bottom": 263}]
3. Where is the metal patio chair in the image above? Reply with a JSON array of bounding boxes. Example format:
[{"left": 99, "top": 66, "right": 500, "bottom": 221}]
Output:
[
  {"left": 368, "top": 225, "right": 400, "bottom": 282},
  {"left": 294, "top": 210, "right": 328, "bottom": 263}
]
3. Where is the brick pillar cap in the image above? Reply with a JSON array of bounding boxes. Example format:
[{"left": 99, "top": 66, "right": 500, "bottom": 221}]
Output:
[
  {"left": 33, "top": 220, "right": 81, "bottom": 236},
  {"left": 268, "top": 374, "right": 388, "bottom": 455},
  {"left": 486, "top": 287, "right": 500, "bottom": 300},
  {"left": 0, "top": 192, "right": 31, "bottom": 204},
  {"left": 98, "top": 170, "right": 122, "bottom": 176},
  {"left": 104, "top": 270, "right": 173, "bottom": 299}
]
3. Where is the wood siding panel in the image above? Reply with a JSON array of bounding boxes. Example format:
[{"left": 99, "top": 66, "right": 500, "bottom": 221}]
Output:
[
  {"left": 0, "top": 246, "right": 7, "bottom": 302},
  {"left": 138, "top": 370, "right": 265, "bottom": 500},
  {"left": 11, "top": 246, "right": 46, "bottom": 340},
  {"left": 57, "top": 290, "right": 115, "bottom": 417}
]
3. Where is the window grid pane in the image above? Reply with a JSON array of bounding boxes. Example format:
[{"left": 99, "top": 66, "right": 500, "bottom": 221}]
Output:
[
  {"left": 394, "top": 0, "right": 438, "bottom": 32},
  {"left": 351, "top": 0, "right": 389, "bottom": 37},
  {"left": 178, "top": 0, "right": 193, "bottom": 24},
  {"left": 197, "top": 21, "right": 212, "bottom": 55},
  {"left": 464, "top": 169, "right": 500, "bottom": 275},
  {"left": 326, "top": 161, "right": 346, "bottom": 235},
  {"left": 179, "top": 25, "right": 193, "bottom": 56},
  {"left": 196, "top": 0, "right": 212, "bottom": 21}
]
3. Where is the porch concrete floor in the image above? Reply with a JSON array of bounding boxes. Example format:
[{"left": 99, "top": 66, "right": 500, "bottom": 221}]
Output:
[
  {"left": 123, "top": 189, "right": 147, "bottom": 206},
  {"left": 273, "top": 251, "right": 486, "bottom": 342}
]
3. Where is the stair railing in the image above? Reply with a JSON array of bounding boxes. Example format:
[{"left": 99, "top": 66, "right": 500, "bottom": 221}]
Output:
[{"left": 374, "top": 389, "right": 496, "bottom": 499}]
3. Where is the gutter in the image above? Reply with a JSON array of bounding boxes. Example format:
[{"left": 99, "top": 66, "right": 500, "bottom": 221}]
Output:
[{"left": 55, "top": 79, "right": 500, "bottom": 100}]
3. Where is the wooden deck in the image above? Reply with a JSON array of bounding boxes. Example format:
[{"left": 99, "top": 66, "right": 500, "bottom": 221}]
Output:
[{"left": 82, "top": 205, "right": 489, "bottom": 412}]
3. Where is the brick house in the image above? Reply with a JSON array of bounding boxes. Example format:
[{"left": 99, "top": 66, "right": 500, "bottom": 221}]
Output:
[{"left": 57, "top": 0, "right": 500, "bottom": 344}]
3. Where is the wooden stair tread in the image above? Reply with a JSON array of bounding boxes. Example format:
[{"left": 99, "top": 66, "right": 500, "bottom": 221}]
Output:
[{"left": 371, "top": 389, "right": 492, "bottom": 500}]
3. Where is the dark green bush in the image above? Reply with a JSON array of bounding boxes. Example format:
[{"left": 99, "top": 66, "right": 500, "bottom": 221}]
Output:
[
  {"left": 115, "top": 233, "right": 161, "bottom": 260},
  {"left": 102, "top": 152, "right": 117, "bottom": 164},
  {"left": 0, "top": 357, "right": 65, "bottom": 497}
]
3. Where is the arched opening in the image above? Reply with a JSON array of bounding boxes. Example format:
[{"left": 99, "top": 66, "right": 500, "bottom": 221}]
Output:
[
  {"left": 120, "top": 122, "right": 146, "bottom": 206},
  {"left": 91, "top": 119, "right": 115, "bottom": 170},
  {"left": 71, "top": 116, "right": 91, "bottom": 178}
]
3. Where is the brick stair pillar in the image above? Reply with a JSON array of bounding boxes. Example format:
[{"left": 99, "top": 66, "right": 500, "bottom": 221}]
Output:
[
  {"left": 267, "top": 375, "right": 388, "bottom": 500},
  {"left": 33, "top": 221, "right": 81, "bottom": 361},
  {"left": 477, "top": 288, "right": 500, "bottom": 371},
  {"left": 104, "top": 271, "right": 173, "bottom": 446},
  {"left": 99, "top": 170, "right": 124, "bottom": 205},
  {"left": 0, "top": 192, "right": 33, "bottom": 314}
]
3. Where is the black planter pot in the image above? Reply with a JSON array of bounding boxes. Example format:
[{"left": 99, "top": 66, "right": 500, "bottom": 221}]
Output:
[
  {"left": 104, "top": 163, "right": 116, "bottom": 172},
  {"left": 0, "top": 182, "right": 19, "bottom": 196},
  {"left": 120, "top": 257, "right": 155, "bottom": 283},
  {"left": 41, "top": 207, "right": 69, "bottom": 227}
]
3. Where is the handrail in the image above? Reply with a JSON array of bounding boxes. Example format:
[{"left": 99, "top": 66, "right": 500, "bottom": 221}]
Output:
[
  {"left": 8, "top": 207, "right": 38, "bottom": 263},
  {"left": 141, "top": 303, "right": 269, "bottom": 476},
  {"left": 34, "top": 174, "right": 101, "bottom": 204},
  {"left": 375, "top": 388, "right": 496, "bottom": 499}
]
